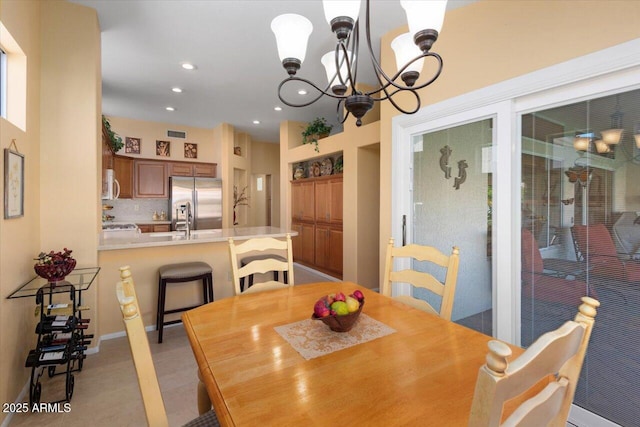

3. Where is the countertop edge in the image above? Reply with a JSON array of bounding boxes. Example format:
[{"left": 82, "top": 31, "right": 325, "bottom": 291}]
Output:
[{"left": 98, "top": 227, "right": 297, "bottom": 251}]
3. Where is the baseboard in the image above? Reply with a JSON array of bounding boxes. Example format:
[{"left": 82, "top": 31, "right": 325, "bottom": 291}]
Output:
[
  {"left": 2, "top": 378, "right": 30, "bottom": 427},
  {"left": 569, "top": 404, "right": 621, "bottom": 427},
  {"left": 294, "top": 263, "right": 340, "bottom": 282}
]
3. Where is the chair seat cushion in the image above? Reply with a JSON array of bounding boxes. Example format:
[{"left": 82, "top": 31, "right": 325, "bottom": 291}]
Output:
[
  {"left": 182, "top": 410, "right": 220, "bottom": 427},
  {"left": 522, "top": 273, "right": 597, "bottom": 306},
  {"left": 240, "top": 254, "right": 286, "bottom": 267},
  {"left": 159, "top": 262, "right": 212, "bottom": 280}
]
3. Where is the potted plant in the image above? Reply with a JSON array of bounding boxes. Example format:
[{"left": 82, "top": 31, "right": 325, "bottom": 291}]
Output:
[
  {"left": 102, "top": 115, "right": 124, "bottom": 153},
  {"left": 302, "top": 117, "right": 333, "bottom": 153},
  {"left": 233, "top": 185, "right": 249, "bottom": 226}
]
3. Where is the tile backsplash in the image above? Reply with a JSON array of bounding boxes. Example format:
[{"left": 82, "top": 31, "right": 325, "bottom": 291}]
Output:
[{"left": 104, "top": 199, "right": 169, "bottom": 222}]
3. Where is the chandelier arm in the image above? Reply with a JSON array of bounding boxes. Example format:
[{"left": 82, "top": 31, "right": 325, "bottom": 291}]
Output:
[
  {"left": 376, "top": 83, "right": 422, "bottom": 115},
  {"left": 336, "top": 99, "right": 349, "bottom": 124},
  {"left": 365, "top": 53, "right": 444, "bottom": 97},
  {"left": 277, "top": 77, "right": 347, "bottom": 108}
]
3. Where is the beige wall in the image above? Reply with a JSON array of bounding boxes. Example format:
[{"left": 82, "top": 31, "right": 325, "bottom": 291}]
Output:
[
  {"left": 250, "top": 141, "right": 280, "bottom": 227},
  {"left": 0, "top": 0, "right": 41, "bottom": 416},
  {"left": 106, "top": 116, "right": 220, "bottom": 164},
  {"left": 0, "top": 0, "right": 100, "bottom": 419}
]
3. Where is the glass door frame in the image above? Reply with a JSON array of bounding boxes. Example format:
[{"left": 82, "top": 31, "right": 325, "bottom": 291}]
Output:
[
  {"left": 392, "top": 40, "right": 640, "bottom": 342},
  {"left": 392, "top": 39, "right": 640, "bottom": 427}
]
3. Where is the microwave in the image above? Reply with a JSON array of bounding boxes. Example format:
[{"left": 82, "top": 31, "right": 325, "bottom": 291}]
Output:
[{"left": 102, "top": 169, "right": 120, "bottom": 200}]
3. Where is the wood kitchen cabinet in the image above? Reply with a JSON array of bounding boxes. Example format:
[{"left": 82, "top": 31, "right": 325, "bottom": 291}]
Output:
[
  {"left": 314, "top": 225, "right": 343, "bottom": 276},
  {"left": 137, "top": 224, "right": 170, "bottom": 233},
  {"left": 315, "top": 177, "right": 343, "bottom": 225},
  {"left": 291, "top": 222, "right": 315, "bottom": 265},
  {"left": 291, "top": 175, "right": 343, "bottom": 278},
  {"left": 113, "top": 155, "right": 134, "bottom": 199},
  {"left": 134, "top": 160, "right": 168, "bottom": 198},
  {"left": 168, "top": 161, "right": 217, "bottom": 178},
  {"left": 291, "top": 180, "right": 315, "bottom": 222}
]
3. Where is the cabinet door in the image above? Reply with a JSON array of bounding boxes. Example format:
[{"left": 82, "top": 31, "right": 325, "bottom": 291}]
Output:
[
  {"left": 134, "top": 161, "right": 168, "bottom": 198},
  {"left": 315, "top": 225, "right": 329, "bottom": 269},
  {"left": 194, "top": 163, "right": 216, "bottom": 177},
  {"left": 113, "top": 155, "right": 134, "bottom": 199},
  {"left": 168, "top": 162, "right": 193, "bottom": 177},
  {"left": 292, "top": 181, "right": 315, "bottom": 222},
  {"left": 329, "top": 178, "right": 343, "bottom": 225},
  {"left": 315, "top": 181, "right": 330, "bottom": 223},
  {"left": 137, "top": 224, "right": 152, "bottom": 233},
  {"left": 328, "top": 228, "right": 343, "bottom": 274}
]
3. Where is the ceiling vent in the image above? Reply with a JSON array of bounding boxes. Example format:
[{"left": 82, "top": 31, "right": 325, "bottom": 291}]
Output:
[{"left": 167, "top": 129, "right": 186, "bottom": 139}]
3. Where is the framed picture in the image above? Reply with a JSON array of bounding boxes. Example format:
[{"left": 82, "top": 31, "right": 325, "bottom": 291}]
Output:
[
  {"left": 4, "top": 149, "right": 24, "bottom": 219},
  {"left": 156, "top": 140, "right": 170, "bottom": 157},
  {"left": 125, "top": 137, "right": 141, "bottom": 154},
  {"left": 184, "top": 143, "right": 198, "bottom": 159}
]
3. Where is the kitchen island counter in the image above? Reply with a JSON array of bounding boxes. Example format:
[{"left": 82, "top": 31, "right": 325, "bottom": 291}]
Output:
[
  {"left": 98, "top": 226, "right": 296, "bottom": 251},
  {"left": 97, "top": 226, "right": 298, "bottom": 337}
]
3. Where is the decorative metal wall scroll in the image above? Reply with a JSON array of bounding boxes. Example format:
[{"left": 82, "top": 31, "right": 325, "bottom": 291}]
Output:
[{"left": 438, "top": 145, "right": 468, "bottom": 190}]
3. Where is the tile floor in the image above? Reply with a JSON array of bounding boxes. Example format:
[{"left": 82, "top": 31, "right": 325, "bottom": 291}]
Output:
[{"left": 8, "top": 265, "right": 334, "bottom": 427}]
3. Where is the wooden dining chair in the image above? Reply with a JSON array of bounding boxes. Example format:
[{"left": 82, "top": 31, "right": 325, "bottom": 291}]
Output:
[
  {"left": 468, "top": 296, "right": 599, "bottom": 427},
  {"left": 228, "top": 234, "right": 295, "bottom": 296},
  {"left": 381, "top": 237, "right": 460, "bottom": 320},
  {"left": 116, "top": 266, "right": 220, "bottom": 427}
]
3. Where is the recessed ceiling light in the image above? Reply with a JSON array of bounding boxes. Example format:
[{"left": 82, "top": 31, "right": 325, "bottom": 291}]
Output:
[
  {"left": 298, "top": 89, "right": 307, "bottom": 95},
  {"left": 166, "top": 107, "right": 175, "bottom": 111},
  {"left": 172, "top": 87, "right": 183, "bottom": 93},
  {"left": 253, "top": 120, "right": 260, "bottom": 125},
  {"left": 181, "top": 63, "right": 196, "bottom": 70},
  {"left": 274, "top": 106, "right": 282, "bottom": 111}
]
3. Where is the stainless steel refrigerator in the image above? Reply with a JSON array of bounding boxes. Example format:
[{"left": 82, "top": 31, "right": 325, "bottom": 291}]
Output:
[{"left": 169, "top": 177, "right": 222, "bottom": 230}]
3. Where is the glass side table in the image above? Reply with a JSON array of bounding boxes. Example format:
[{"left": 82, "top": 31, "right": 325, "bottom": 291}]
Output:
[{"left": 7, "top": 267, "right": 100, "bottom": 300}]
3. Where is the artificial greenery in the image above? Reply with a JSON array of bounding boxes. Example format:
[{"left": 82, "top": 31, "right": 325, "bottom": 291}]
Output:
[
  {"left": 102, "top": 115, "right": 124, "bottom": 153},
  {"left": 302, "top": 117, "right": 333, "bottom": 152}
]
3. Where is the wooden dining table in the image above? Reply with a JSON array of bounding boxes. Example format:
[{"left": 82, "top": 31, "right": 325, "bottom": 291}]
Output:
[{"left": 182, "top": 281, "right": 525, "bottom": 426}]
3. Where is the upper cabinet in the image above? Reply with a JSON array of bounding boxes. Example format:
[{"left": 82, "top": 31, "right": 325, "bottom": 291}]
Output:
[
  {"left": 168, "top": 161, "right": 217, "bottom": 178},
  {"left": 113, "top": 155, "right": 134, "bottom": 199},
  {"left": 134, "top": 160, "right": 168, "bottom": 198}
]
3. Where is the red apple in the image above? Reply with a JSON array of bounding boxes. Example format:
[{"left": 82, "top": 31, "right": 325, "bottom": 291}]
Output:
[
  {"left": 314, "top": 300, "right": 330, "bottom": 318},
  {"left": 334, "top": 292, "right": 346, "bottom": 302},
  {"left": 352, "top": 290, "right": 364, "bottom": 302}
]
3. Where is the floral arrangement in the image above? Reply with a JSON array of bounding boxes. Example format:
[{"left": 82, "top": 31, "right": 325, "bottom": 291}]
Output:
[{"left": 34, "top": 248, "right": 76, "bottom": 283}]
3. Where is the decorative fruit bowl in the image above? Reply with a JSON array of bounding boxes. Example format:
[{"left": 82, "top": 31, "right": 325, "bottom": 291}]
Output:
[
  {"left": 34, "top": 248, "right": 76, "bottom": 283},
  {"left": 311, "top": 290, "right": 365, "bottom": 332}
]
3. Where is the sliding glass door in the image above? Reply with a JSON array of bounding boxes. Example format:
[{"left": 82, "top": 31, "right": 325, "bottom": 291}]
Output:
[
  {"left": 411, "top": 119, "right": 494, "bottom": 334},
  {"left": 520, "top": 89, "right": 640, "bottom": 426}
]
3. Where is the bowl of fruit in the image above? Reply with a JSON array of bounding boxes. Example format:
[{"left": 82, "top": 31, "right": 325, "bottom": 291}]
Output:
[
  {"left": 34, "top": 248, "right": 76, "bottom": 284},
  {"left": 311, "top": 290, "right": 365, "bottom": 332}
]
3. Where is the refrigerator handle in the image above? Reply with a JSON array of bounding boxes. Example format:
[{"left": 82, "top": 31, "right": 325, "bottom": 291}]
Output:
[{"left": 193, "top": 189, "right": 198, "bottom": 229}]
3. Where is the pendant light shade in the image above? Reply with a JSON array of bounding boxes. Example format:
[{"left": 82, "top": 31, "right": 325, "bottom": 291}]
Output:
[
  {"left": 600, "top": 128, "right": 623, "bottom": 145},
  {"left": 322, "top": 0, "right": 362, "bottom": 25},
  {"left": 573, "top": 137, "right": 590, "bottom": 152},
  {"left": 321, "top": 50, "right": 355, "bottom": 89},
  {"left": 391, "top": 33, "right": 424, "bottom": 73},
  {"left": 271, "top": 14, "right": 313, "bottom": 63},
  {"left": 635, "top": 134, "right": 640, "bottom": 149},
  {"left": 594, "top": 140, "right": 610, "bottom": 153},
  {"left": 400, "top": 0, "right": 448, "bottom": 36}
]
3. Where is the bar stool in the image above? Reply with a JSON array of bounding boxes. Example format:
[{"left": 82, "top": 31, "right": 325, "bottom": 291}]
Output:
[
  {"left": 239, "top": 254, "right": 288, "bottom": 292},
  {"left": 156, "top": 261, "right": 213, "bottom": 343}
]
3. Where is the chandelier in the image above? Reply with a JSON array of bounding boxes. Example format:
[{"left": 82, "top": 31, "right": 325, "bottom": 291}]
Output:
[
  {"left": 271, "top": 0, "right": 448, "bottom": 126},
  {"left": 573, "top": 94, "right": 640, "bottom": 160}
]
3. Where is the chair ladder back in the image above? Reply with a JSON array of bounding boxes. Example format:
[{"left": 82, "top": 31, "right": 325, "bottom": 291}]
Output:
[
  {"left": 469, "top": 296, "right": 599, "bottom": 427},
  {"left": 116, "top": 279, "right": 169, "bottom": 427},
  {"left": 382, "top": 238, "right": 460, "bottom": 320},
  {"left": 229, "top": 234, "right": 294, "bottom": 296}
]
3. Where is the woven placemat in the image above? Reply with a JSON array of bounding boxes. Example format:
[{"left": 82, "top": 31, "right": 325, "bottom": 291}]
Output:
[{"left": 274, "top": 313, "right": 396, "bottom": 360}]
